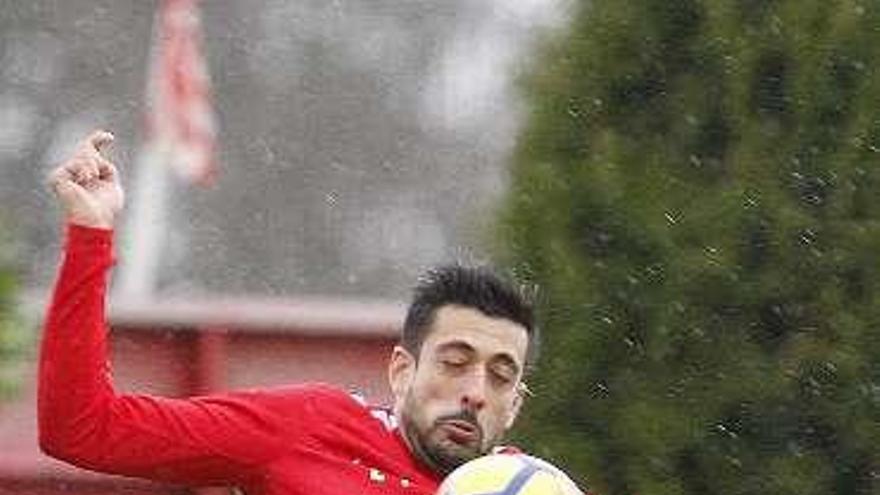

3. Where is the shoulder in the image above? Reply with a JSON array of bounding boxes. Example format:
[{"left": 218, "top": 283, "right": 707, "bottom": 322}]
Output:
[
  {"left": 249, "top": 383, "right": 391, "bottom": 425},
  {"left": 259, "top": 384, "right": 404, "bottom": 448},
  {"left": 240, "top": 382, "right": 356, "bottom": 409}
]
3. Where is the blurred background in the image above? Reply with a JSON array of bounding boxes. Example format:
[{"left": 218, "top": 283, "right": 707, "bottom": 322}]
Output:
[
  {"left": 5, "top": 0, "right": 880, "bottom": 494},
  {"left": 0, "top": 0, "right": 563, "bottom": 299}
]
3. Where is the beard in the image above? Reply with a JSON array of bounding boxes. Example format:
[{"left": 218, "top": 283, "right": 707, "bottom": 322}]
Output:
[{"left": 399, "top": 393, "right": 491, "bottom": 476}]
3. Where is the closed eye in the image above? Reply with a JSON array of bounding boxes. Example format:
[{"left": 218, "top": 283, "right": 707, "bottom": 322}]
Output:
[
  {"left": 490, "top": 365, "right": 517, "bottom": 387},
  {"left": 438, "top": 353, "right": 471, "bottom": 372},
  {"left": 441, "top": 358, "right": 467, "bottom": 368}
]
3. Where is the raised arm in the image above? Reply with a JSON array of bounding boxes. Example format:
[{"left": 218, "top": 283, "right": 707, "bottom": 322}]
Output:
[{"left": 37, "top": 132, "right": 299, "bottom": 485}]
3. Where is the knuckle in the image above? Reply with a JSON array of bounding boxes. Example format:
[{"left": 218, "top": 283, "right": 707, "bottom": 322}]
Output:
[{"left": 48, "top": 166, "right": 67, "bottom": 182}]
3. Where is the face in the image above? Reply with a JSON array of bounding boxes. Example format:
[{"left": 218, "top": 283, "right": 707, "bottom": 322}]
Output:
[{"left": 388, "top": 304, "right": 529, "bottom": 475}]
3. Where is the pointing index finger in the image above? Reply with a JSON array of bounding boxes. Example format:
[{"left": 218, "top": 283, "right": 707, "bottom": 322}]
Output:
[{"left": 81, "top": 130, "right": 115, "bottom": 155}]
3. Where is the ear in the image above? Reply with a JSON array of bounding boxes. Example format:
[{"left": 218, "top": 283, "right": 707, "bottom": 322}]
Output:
[
  {"left": 504, "top": 387, "right": 525, "bottom": 430},
  {"left": 388, "top": 345, "right": 417, "bottom": 405}
]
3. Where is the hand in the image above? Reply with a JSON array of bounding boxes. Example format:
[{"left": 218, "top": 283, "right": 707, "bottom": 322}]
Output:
[{"left": 48, "top": 130, "right": 123, "bottom": 229}]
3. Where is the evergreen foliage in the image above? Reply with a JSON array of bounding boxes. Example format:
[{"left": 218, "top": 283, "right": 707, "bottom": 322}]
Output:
[
  {"left": 499, "top": 1, "right": 880, "bottom": 493},
  {"left": 0, "top": 223, "right": 25, "bottom": 400}
]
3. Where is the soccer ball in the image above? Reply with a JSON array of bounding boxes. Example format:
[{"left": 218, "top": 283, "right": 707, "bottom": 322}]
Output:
[{"left": 436, "top": 454, "right": 584, "bottom": 495}]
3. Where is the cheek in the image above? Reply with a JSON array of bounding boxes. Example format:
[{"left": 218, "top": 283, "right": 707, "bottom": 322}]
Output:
[
  {"left": 413, "top": 366, "right": 453, "bottom": 398},
  {"left": 410, "top": 372, "right": 460, "bottom": 414},
  {"left": 484, "top": 393, "right": 518, "bottom": 429}
]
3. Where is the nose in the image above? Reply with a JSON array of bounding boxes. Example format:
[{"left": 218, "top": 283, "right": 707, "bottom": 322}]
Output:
[{"left": 460, "top": 370, "right": 488, "bottom": 412}]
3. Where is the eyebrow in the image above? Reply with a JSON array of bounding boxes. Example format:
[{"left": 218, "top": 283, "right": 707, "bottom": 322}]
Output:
[{"left": 435, "top": 340, "right": 476, "bottom": 356}]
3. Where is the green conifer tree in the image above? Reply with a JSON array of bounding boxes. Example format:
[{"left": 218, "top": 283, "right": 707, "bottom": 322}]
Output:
[
  {"left": 500, "top": 1, "right": 880, "bottom": 494},
  {"left": 0, "top": 223, "right": 25, "bottom": 400}
]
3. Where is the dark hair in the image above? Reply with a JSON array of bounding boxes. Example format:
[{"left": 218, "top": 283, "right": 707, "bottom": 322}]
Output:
[{"left": 401, "top": 264, "right": 539, "bottom": 373}]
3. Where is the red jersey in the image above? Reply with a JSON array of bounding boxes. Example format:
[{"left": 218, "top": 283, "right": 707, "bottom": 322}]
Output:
[{"left": 38, "top": 225, "right": 444, "bottom": 494}]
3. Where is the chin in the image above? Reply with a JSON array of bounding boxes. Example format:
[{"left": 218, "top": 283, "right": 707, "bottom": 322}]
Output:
[{"left": 437, "top": 439, "right": 485, "bottom": 462}]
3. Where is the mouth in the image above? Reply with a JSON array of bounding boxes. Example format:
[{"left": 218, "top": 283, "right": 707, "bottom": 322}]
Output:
[{"left": 439, "top": 419, "right": 481, "bottom": 445}]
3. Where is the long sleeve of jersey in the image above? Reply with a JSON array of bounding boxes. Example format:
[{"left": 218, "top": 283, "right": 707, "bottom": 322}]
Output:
[{"left": 36, "top": 225, "right": 309, "bottom": 486}]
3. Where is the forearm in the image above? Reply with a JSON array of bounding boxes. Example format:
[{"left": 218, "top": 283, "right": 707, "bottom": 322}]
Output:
[{"left": 38, "top": 224, "right": 116, "bottom": 456}]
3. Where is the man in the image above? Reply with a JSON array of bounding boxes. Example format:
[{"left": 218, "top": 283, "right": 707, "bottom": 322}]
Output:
[{"left": 39, "top": 131, "right": 540, "bottom": 495}]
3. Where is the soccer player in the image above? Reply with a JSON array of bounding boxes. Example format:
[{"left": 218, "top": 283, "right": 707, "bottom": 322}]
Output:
[{"left": 39, "top": 131, "right": 540, "bottom": 495}]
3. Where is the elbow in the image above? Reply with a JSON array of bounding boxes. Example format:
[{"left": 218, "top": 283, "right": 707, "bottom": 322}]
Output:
[
  {"left": 38, "top": 418, "right": 79, "bottom": 463},
  {"left": 39, "top": 433, "right": 65, "bottom": 461},
  {"left": 38, "top": 391, "right": 116, "bottom": 467},
  {"left": 38, "top": 404, "right": 58, "bottom": 455},
  {"left": 38, "top": 393, "right": 90, "bottom": 462},
  {"left": 39, "top": 430, "right": 91, "bottom": 467},
  {"left": 38, "top": 427, "right": 68, "bottom": 461},
  {"left": 37, "top": 387, "right": 69, "bottom": 460},
  {"left": 38, "top": 404, "right": 113, "bottom": 469}
]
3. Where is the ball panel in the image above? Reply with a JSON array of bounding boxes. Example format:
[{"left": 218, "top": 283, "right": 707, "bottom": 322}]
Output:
[
  {"left": 519, "top": 471, "right": 565, "bottom": 495},
  {"left": 449, "top": 455, "right": 527, "bottom": 494},
  {"left": 436, "top": 454, "right": 584, "bottom": 495},
  {"left": 519, "top": 456, "right": 583, "bottom": 495}
]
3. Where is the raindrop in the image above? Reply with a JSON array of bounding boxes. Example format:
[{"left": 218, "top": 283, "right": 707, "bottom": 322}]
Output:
[
  {"left": 714, "top": 422, "right": 737, "bottom": 438},
  {"left": 590, "top": 381, "right": 610, "bottom": 399},
  {"left": 804, "top": 376, "right": 822, "bottom": 396},
  {"left": 858, "top": 382, "right": 880, "bottom": 401},
  {"left": 644, "top": 263, "right": 664, "bottom": 281},
  {"left": 566, "top": 99, "right": 583, "bottom": 119},
  {"left": 798, "top": 229, "right": 816, "bottom": 245},
  {"left": 723, "top": 54, "right": 737, "bottom": 69}
]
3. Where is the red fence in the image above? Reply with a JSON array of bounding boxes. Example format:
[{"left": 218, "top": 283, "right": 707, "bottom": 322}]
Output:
[{"left": 0, "top": 296, "right": 403, "bottom": 495}]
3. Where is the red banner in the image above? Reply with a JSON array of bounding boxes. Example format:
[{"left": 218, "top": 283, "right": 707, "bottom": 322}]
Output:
[{"left": 146, "top": 0, "right": 216, "bottom": 185}]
